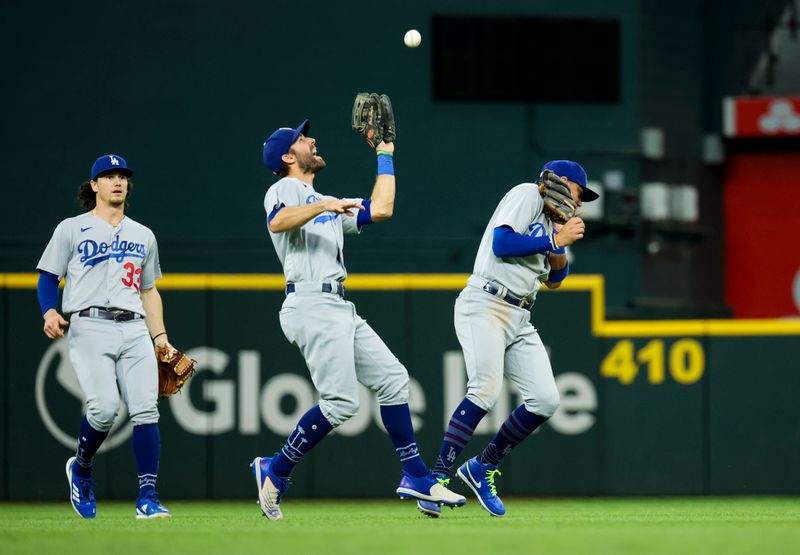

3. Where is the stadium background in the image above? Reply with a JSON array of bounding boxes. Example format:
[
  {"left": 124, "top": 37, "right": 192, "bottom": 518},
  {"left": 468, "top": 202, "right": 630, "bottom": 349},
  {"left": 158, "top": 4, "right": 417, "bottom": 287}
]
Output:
[{"left": 1, "top": 0, "right": 798, "bottom": 501}]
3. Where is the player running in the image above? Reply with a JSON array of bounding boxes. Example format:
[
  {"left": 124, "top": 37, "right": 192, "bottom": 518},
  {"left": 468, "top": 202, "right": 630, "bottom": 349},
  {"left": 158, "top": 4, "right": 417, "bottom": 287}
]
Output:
[
  {"left": 37, "top": 154, "right": 175, "bottom": 519},
  {"left": 250, "top": 103, "right": 465, "bottom": 520},
  {"left": 417, "top": 160, "right": 597, "bottom": 518}
]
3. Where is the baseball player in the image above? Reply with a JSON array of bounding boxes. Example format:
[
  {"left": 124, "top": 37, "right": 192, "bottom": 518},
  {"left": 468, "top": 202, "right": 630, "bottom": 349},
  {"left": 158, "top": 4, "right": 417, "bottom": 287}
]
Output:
[
  {"left": 37, "top": 154, "right": 174, "bottom": 519},
  {"left": 417, "top": 160, "right": 597, "bottom": 518},
  {"left": 250, "top": 117, "right": 465, "bottom": 520}
]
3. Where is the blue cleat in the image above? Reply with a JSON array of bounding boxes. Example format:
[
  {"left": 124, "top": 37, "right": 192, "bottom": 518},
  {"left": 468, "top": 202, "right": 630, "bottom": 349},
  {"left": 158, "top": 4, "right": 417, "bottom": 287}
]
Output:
[
  {"left": 250, "top": 456, "right": 289, "bottom": 521},
  {"left": 65, "top": 456, "right": 96, "bottom": 519},
  {"left": 397, "top": 470, "right": 466, "bottom": 507},
  {"left": 416, "top": 473, "right": 463, "bottom": 518},
  {"left": 135, "top": 493, "right": 172, "bottom": 519},
  {"left": 417, "top": 499, "right": 441, "bottom": 518},
  {"left": 456, "top": 457, "right": 506, "bottom": 517}
]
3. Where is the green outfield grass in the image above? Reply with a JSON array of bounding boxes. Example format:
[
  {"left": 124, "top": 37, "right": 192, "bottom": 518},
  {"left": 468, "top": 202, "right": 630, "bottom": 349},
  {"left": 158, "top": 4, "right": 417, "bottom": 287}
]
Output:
[{"left": 1, "top": 497, "right": 798, "bottom": 555}]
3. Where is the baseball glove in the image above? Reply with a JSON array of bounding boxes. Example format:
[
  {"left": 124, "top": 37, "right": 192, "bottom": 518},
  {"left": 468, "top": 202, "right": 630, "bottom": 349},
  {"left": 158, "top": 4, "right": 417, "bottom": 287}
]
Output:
[
  {"left": 352, "top": 92, "right": 395, "bottom": 148},
  {"left": 156, "top": 344, "right": 196, "bottom": 397},
  {"left": 539, "top": 169, "right": 578, "bottom": 224}
]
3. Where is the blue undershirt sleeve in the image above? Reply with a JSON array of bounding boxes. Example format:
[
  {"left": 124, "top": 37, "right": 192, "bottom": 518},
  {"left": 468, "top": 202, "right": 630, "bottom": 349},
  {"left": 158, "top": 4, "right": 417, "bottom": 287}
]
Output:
[
  {"left": 492, "top": 225, "right": 554, "bottom": 257},
  {"left": 267, "top": 203, "right": 285, "bottom": 223},
  {"left": 357, "top": 199, "right": 373, "bottom": 227},
  {"left": 37, "top": 271, "right": 60, "bottom": 315},
  {"left": 547, "top": 263, "right": 569, "bottom": 283}
]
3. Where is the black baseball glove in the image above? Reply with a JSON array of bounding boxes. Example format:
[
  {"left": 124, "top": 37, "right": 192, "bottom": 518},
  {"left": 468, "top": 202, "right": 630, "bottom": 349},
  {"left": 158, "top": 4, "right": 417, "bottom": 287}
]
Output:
[
  {"left": 352, "top": 92, "right": 395, "bottom": 149},
  {"left": 539, "top": 170, "right": 578, "bottom": 224}
]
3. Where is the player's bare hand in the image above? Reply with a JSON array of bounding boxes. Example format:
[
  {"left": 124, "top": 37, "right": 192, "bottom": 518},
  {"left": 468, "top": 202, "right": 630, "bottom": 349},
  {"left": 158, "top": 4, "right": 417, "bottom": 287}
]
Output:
[
  {"left": 556, "top": 217, "right": 585, "bottom": 247},
  {"left": 153, "top": 335, "right": 171, "bottom": 350},
  {"left": 321, "top": 199, "right": 365, "bottom": 217},
  {"left": 43, "top": 309, "right": 68, "bottom": 339},
  {"left": 376, "top": 141, "right": 394, "bottom": 153}
]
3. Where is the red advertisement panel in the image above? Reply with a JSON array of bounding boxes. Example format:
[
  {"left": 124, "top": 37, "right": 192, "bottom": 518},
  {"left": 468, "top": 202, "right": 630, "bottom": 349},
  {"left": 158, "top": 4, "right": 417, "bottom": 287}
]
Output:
[
  {"left": 724, "top": 153, "right": 800, "bottom": 317},
  {"left": 723, "top": 97, "right": 800, "bottom": 138}
]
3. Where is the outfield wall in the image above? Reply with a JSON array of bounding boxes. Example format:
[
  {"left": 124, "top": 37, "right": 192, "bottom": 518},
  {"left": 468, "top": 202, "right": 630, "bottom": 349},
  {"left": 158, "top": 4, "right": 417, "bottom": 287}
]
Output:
[{"left": 1, "top": 273, "right": 798, "bottom": 500}]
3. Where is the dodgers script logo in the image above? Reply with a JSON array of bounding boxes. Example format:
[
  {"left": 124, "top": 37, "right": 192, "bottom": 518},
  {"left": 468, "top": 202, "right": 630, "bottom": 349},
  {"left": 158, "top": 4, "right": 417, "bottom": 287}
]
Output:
[
  {"left": 306, "top": 193, "right": 339, "bottom": 224},
  {"left": 78, "top": 235, "right": 146, "bottom": 267}
]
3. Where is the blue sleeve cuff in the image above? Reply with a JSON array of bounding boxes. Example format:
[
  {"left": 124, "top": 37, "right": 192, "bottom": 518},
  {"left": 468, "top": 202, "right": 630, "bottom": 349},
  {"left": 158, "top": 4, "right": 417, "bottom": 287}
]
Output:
[
  {"left": 377, "top": 152, "right": 394, "bottom": 176},
  {"left": 268, "top": 203, "right": 285, "bottom": 224},
  {"left": 547, "top": 263, "right": 569, "bottom": 283},
  {"left": 550, "top": 232, "right": 566, "bottom": 254},
  {"left": 37, "top": 271, "right": 60, "bottom": 315},
  {"left": 357, "top": 199, "right": 373, "bottom": 227}
]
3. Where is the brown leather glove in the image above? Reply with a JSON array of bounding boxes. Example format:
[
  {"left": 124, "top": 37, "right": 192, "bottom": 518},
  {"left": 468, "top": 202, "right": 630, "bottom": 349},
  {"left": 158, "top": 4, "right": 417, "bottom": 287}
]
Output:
[{"left": 156, "top": 344, "right": 196, "bottom": 397}]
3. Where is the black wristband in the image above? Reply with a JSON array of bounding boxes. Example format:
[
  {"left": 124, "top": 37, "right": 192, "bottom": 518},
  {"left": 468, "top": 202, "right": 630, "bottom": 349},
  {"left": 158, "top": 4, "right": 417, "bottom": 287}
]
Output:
[{"left": 151, "top": 331, "right": 167, "bottom": 343}]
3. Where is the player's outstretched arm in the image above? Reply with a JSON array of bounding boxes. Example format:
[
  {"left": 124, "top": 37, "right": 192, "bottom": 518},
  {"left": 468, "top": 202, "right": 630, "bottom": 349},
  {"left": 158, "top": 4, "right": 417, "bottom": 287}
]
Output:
[
  {"left": 141, "top": 286, "right": 170, "bottom": 348},
  {"left": 269, "top": 199, "right": 365, "bottom": 233},
  {"left": 369, "top": 141, "right": 395, "bottom": 222}
]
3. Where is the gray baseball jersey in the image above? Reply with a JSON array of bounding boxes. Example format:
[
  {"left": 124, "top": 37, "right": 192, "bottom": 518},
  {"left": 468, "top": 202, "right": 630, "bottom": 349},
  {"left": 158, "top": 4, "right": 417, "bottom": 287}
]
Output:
[
  {"left": 37, "top": 211, "right": 162, "bottom": 430},
  {"left": 264, "top": 177, "right": 361, "bottom": 283},
  {"left": 454, "top": 183, "right": 561, "bottom": 417},
  {"left": 264, "top": 177, "right": 409, "bottom": 427},
  {"left": 472, "top": 183, "right": 554, "bottom": 299},
  {"left": 37, "top": 213, "right": 161, "bottom": 315}
]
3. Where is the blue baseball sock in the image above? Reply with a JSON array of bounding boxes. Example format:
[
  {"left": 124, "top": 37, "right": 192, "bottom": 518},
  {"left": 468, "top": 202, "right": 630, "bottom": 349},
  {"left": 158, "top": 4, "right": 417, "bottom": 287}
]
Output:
[
  {"left": 433, "top": 397, "right": 487, "bottom": 477},
  {"left": 73, "top": 415, "right": 109, "bottom": 478},
  {"left": 479, "top": 404, "right": 548, "bottom": 466},
  {"left": 270, "top": 405, "right": 334, "bottom": 478},
  {"left": 380, "top": 404, "right": 428, "bottom": 478},
  {"left": 132, "top": 423, "right": 160, "bottom": 498}
]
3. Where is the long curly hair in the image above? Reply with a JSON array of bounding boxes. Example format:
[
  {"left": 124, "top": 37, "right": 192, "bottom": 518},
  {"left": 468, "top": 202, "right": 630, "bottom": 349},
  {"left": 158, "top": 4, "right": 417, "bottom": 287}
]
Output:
[{"left": 77, "top": 179, "right": 134, "bottom": 211}]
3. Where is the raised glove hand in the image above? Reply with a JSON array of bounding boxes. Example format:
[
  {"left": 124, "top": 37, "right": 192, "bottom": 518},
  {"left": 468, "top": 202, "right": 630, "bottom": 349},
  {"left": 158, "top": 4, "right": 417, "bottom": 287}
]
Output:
[
  {"left": 539, "top": 169, "right": 577, "bottom": 224},
  {"left": 379, "top": 94, "right": 395, "bottom": 143},
  {"left": 352, "top": 92, "right": 395, "bottom": 149},
  {"left": 155, "top": 343, "right": 196, "bottom": 397}
]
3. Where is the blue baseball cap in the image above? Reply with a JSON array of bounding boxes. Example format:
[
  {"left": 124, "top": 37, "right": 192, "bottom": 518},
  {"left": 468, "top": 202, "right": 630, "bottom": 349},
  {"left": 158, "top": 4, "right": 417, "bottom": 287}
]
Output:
[
  {"left": 90, "top": 154, "right": 134, "bottom": 180},
  {"left": 263, "top": 119, "right": 311, "bottom": 174},
  {"left": 542, "top": 160, "right": 598, "bottom": 202}
]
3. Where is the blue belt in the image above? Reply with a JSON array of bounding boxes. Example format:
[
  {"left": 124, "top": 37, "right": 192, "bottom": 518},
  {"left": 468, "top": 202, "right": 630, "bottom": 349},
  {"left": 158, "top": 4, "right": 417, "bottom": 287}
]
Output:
[
  {"left": 78, "top": 307, "right": 142, "bottom": 321},
  {"left": 286, "top": 282, "right": 345, "bottom": 297},
  {"left": 481, "top": 283, "right": 533, "bottom": 309}
]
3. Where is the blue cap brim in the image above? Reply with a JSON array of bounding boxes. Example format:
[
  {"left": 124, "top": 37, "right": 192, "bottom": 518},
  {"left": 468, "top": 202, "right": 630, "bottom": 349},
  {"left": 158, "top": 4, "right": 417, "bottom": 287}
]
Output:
[
  {"left": 296, "top": 119, "right": 310, "bottom": 137},
  {"left": 93, "top": 168, "right": 133, "bottom": 180}
]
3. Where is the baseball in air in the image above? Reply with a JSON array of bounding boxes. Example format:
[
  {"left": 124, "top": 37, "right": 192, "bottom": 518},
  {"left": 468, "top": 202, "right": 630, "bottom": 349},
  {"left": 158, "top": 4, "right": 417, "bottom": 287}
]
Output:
[{"left": 404, "top": 29, "right": 422, "bottom": 48}]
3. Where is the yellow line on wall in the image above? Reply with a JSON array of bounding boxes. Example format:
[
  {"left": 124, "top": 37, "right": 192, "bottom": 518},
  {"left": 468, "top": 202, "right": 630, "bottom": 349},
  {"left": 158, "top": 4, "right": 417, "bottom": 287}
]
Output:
[{"left": 4, "top": 272, "right": 799, "bottom": 337}]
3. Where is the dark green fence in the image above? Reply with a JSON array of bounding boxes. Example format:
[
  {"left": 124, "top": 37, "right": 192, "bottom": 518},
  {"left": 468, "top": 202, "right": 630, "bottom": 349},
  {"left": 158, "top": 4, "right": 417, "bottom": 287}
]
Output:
[{"left": 2, "top": 273, "right": 799, "bottom": 500}]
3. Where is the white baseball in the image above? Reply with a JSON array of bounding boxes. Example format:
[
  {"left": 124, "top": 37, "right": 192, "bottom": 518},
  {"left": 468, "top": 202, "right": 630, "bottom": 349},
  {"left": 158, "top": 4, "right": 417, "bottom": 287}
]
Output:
[{"left": 404, "top": 29, "right": 422, "bottom": 48}]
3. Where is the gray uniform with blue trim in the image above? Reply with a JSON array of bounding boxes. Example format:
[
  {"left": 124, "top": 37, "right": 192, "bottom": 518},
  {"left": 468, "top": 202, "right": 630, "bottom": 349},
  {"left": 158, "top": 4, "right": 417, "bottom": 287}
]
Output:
[
  {"left": 455, "top": 183, "right": 560, "bottom": 417},
  {"left": 37, "top": 212, "right": 162, "bottom": 431},
  {"left": 264, "top": 177, "right": 410, "bottom": 427}
]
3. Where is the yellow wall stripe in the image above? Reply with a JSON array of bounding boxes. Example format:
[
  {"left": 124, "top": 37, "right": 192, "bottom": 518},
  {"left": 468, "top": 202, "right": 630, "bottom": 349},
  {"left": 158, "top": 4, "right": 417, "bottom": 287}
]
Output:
[{"left": 5, "top": 272, "right": 798, "bottom": 337}]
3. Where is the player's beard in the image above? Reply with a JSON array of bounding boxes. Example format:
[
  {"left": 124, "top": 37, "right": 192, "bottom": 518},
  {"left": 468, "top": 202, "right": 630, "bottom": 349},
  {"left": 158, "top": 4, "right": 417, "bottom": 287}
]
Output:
[
  {"left": 296, "top": 151, "right": 326, "bottom": 174},
  {"left": 98, "top": 190, "right": 127, "bottom": 209}
]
